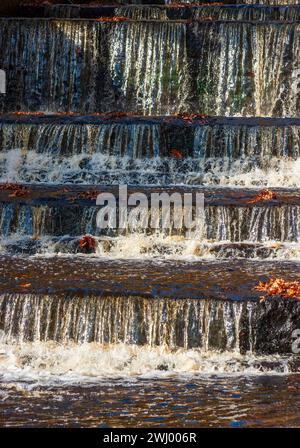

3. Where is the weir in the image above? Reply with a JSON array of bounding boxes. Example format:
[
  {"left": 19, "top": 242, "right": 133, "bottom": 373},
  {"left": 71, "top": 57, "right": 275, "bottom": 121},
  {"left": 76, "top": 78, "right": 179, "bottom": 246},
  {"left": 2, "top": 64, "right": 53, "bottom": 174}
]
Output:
[
  {"left": 0, "top": 293, "right": 299, "bottom": 356},
  {"left": 1, "top": 117, "right": 300, "bottom": 185},
  {"left": 1, "top": 19, "right": 300, "bottom": 116},
  {"left": 0, "top": 2, "right": 300, "bottom": 391},
  {"left": 1, "top": 202, "right": 300, "bottom": 242}
]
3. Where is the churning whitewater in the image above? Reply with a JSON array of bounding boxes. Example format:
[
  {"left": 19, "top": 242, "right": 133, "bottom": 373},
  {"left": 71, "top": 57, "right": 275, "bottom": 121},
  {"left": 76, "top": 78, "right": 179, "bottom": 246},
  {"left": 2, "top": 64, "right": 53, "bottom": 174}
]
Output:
[
  {"left": 1, "top": 120, "right": 300, "bottom": 186},
  {"left": 1, "top": 293, "right": 296, "bottom": 384},
  {"left": 0, "top": 342, "right": 295, "bottom": 385}
]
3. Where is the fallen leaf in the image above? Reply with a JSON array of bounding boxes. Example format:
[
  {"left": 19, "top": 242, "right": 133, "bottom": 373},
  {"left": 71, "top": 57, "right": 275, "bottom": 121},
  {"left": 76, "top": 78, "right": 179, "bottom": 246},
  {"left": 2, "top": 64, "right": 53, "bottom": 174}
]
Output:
[
  {"left": 79, "top": 235, "right": 97, "bottom": 252},
  {"left": 255, "top": 278, "right": 300, "bottom": 301},
  {"left": 170, "top": 149, "right": 183, "bottom": 159},
  {"left": 248, "top": 189, "right": 277, "bottom": 204},
  {"left": 95, "top": 16, "right": 128, "bottom": 22}
]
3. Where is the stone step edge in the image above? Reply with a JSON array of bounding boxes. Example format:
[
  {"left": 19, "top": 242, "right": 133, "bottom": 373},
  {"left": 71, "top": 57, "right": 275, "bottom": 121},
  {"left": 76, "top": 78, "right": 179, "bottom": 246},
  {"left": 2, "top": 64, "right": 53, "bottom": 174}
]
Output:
[
  {"left": 1, "top": 255, "right": 300, "bottom": 304},
  {"left": 0, "top": 184, "right": 300, "bottom": 206},
  {"left": 2, "top": 3, "right": 300, "bottom": 20},
  {"left": 1, "top": 114, "right": 300, "bottom": 127},
  {"left": 1, "top": 16, "right": 300, "bottom": 24}
]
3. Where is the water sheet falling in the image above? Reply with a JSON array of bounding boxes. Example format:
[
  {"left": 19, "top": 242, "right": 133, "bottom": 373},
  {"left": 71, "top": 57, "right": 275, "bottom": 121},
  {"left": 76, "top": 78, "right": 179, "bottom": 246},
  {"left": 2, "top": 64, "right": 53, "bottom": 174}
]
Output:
[
  {"left": 109, "top": 21, "right": 188, "bottom": 115},
  {"left": 0, "top": 294, "right": 298, "bottom": 356},
  {"left": 190, "top": 22, "right": 300, "bottom": 116},
  {"left": 1, "top": 121, "right": 300, "bottom": 186},
  {"left": 1, "top": 203, "right": 300, "bottom": 243},
  {"left": 1, "top": 20, "right": 300, "bottom": 115}
]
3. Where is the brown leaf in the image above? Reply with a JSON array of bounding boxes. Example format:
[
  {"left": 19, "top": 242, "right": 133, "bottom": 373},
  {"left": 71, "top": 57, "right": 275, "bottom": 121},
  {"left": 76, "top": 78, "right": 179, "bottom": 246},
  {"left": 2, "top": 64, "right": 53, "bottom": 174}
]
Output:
[
  {"left": 248, "top": 189, "right": 277, "bottom": 204},
  {"left": 170, "top": 149, "right": 183, "bottom": 159},
  {"left": 20, "top": 283, "right": 31, "bottom": 288},
  {"left": 255, "top": 278, "right": 300, "bottom": 300}
]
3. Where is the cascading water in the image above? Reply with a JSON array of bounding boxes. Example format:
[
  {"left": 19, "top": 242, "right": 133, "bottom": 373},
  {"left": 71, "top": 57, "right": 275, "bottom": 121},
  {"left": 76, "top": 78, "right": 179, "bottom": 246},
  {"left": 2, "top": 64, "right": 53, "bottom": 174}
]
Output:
[
  {"left": 190, "top": 22, "right": 300, "bottom": 117},
  {"left": 0, "top": 295, "right": 248, "bottom": 348},
  {"left": 109, "top": 21, "right": 188, "bottom": 115},
  {"left": 191, "top": 5, "right": 300, "bottom": 21},
  {"left": 1, "top": 19, "right": 300, "bottom": 115},
  {"left": 1, "top": 201, "right": 300, "bottom": 260},
  {"left": 0, "top": 122, "right": 161, "bottom": 157},
  {"left": 1, "top": 203, "right": 300, "bottom": 242},
  {"left": 1, "top": 2, "right": 300, "bottom": 426},
  {"left": 0, "top": 294, "right": 299, "bottom": 381},
  {"left": 1, "top": 119, "right": 300, "bottom": 186},
  {"left": 116, "top": 6, "right": 168, "bottom": 20},
  {"left": 44, "top": 4, "right": 81, "bottom": 19}
]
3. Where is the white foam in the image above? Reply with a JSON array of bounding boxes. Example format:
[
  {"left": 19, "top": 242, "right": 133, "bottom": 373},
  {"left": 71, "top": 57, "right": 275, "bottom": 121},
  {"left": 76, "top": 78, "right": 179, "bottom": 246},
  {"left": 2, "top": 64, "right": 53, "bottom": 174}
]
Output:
[
  {"left": 1, "top": 150, "right": 300, "bottom": 186},
  {"left": 0, "top": 342, "right": 295, "bottom": 386}
]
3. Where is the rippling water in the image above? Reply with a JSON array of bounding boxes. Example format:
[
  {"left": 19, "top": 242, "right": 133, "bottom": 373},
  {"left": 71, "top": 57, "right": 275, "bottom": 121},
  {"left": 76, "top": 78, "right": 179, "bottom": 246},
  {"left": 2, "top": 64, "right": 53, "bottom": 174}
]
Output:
[{"left": 1, "top": 375, "right": 300, "bottom": 427}]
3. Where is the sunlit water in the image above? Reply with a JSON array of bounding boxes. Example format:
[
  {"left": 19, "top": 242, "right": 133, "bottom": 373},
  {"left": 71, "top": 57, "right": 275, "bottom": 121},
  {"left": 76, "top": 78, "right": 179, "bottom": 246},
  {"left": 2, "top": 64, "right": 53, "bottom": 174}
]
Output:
[
  {"left": 1, "top": 7, "right": 300, "bottom": 427},
  {"left": 1, "top": 375, "right": 300, "bottom": 427}
]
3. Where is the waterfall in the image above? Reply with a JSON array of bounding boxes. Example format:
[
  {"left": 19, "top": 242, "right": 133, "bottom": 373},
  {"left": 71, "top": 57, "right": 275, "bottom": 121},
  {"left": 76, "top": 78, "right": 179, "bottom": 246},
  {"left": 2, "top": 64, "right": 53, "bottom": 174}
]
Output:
[
  {"left": 2, "top": 20, "right": 299, "bottom": 116},
  {"left": 3, "top": 121, "right": 300, "bottom": 159},
  {"left": 0, "top": 122, "right": 161, "bottom": 157},
  {"left": 193, "top": 124, "right": 300, "bottom": 159},
  {"left": 1, "top": 203, "right": 299, "bottom": 243},
  {"left": 44, "top": 5, "right": 81, "bottom": 19},
  {"left": 0, "top": 294, "right": 243, "bottom": 350},
  {"left": 109, "top": 21, "right": 188, "bottom": 115},
  {"left": 191, "top": 22, "right": 300, "bottom": 117},
  {"left": 1, "top": 0, "right": 300, "bottom": 401},
  {"left": 0, "top": 19, "right": 188, "bottom": 115},
  {"left": 0, "top": 20, "right": 105, "bottom": 113},
  {"left": 192, "top": 5, "right": 300, "bottom": 21},
  {"left": 1, "top": 120, "right": 300, "bottom": 186},
  {"left": 116, "top": 6, "right": 168, "bottom": 20},
  {"left": 0, "top": 294, "right": 299, "bottom": 358}
]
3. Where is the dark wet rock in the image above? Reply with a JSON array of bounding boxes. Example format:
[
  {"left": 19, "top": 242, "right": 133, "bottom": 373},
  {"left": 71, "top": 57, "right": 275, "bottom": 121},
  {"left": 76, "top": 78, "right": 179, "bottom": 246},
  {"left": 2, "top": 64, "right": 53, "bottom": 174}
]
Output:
[
  {"left": 252, "top": 300, "right": 300, "bottom": 354},
  {"left": 199, "top": 243, "right": 275, "bottom": 259},
  {"left": 5, "top": 4, "right": 300, "bottom": 22},
  {"left": 157, "top": 364, "right": 169, "bottom": 371}
]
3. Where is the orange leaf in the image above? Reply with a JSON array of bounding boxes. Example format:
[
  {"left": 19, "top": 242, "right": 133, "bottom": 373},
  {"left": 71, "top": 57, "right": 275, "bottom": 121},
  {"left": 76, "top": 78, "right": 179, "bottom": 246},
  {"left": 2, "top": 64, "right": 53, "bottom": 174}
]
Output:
[
  {"left": 170, "top": 149, "right": 183, "bottom": 159},
  {"left": 248, "top": 189, "right": 277, "bottom": 204}
]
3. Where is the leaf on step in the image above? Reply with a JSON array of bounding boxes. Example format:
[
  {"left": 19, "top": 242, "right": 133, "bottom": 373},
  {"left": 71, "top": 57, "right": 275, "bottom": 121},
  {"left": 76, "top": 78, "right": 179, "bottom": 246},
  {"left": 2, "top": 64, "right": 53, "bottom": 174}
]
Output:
[
  {"left": 248, "top": 189, "right": 277, "bottom": 204},
  {"left": 95, "top": 16, "right": 128, "bottom": 22},
  {"left": 79, "top": 235, "right": 97, "bottom": 252},
  {"left": 12, "top": 112, "right": 45, "bottom": 116},
  {"left": 20, "top": 283, "right": 31, "bottom": 288},
  {"left": 255, "top": 278, "right": 300, "bottom": 300},
  {"left": 69, "top": 189, "right": 99, "bottom": 202},
  {"left": 175, "top": 113, "right": 209, "bottom": 124},
  {"left": 0, "top": 183, "right": 31, "bottom": 198}
]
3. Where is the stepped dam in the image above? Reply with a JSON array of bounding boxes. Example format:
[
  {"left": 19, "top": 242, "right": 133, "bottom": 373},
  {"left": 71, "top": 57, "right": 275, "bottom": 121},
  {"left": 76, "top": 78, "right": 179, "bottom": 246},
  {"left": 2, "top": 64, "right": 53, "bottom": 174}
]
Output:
[{"left": 0, "top": 1, "right": 300, "bottom": 428}]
